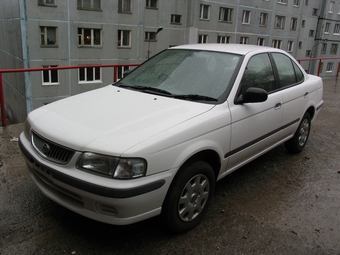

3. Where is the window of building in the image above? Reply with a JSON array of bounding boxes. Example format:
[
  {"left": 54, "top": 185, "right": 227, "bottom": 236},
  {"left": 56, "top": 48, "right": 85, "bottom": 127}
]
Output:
[
  {"left": 40, "top": 26, "right": 57, "bottom": 46},
  {"left": 42, "top": 66, "right": 58, "bottom": 85},
  {"left": 290, "top": 18, "right": 297, "bottom": 30},
  {"left": 321, "top": 43, "right": 327, "bottom": 54},
  {"left": 287, "top": 41, "right": 294, "bottom": 52},
  {"left": 171, "top": 14, "right": 182, "bottom": 24},
  {"left": 312, "top": 8, "right": 318, "bottom": 16},
  {"left": 338, "top": 3, "right": 340, "bottom": 14},
  {"left": 219, "top": 7, "right": 233, "bottom": 22},
  {"left": 198, "top": 34, "right": 208, "bottom": 43},
  {"left": 272, "top": 39, "right": 282, "bottom": 49},
  {"left": 309, "top": 30, "right": 315, "bottom": 37},
  {"left": 305, "top": 50, "right": 311, "bottom": 57},
  {"left": 302, "top": 20, "right": 306, "bottom": 27},
  {"left": 146, "top": 0, "right": 157, "bottom": 9},
  {"left": 330, "top": 44, "right": 338, "bottom": 54},
  {"left": 79, "top": 67, "right": 101, "bottom": 83},
  {"left": 257, "top": 38, "right": 265, "bottom": 46},
  {"left": 293, "top": 0, "right": 299, "bottom": 7},
  {"left": 118, "top": 66, "right": 130, "bottom": 80},
  {"left": 329, "top": 1, "right": 335, "bottom": 13},
  {"left": 77, "top": 0, "right": 101, "bottom": 11},
  {"left": 217, "top": 36, "right": 231, "bottom": 43},
  {"left": 259, "top": 13, "right": 268, "bottom": 26},
  {"left": 278, "top": 0, "right": 287, "bottom": 4},
  {"left": 117, "top": 30, "right": 131, "bottom": 47},
  {"left": 274, "top": 16, "right": 285, "bottom": 29},
  {"left": 118, "top": 0, "right": 131, "bottom": 13},
  {"left": 145, "top": 31, "right": 157, "bottom": 41},
  {"left": 334, "top": 24, "right": 340, "bottom": 34},
  {"left": 325, "top": 22, "right": 330, "bottom": 33},
  {"left": 305, "top": 0, "right": 309, "bottom": 5},
  {"left": 199, "top": 4, "right": 210, "bottom": 20},
  {"left": 38, "top": 0, "right": 56, "bottom": 6},
  {"left": 326, "top": 62, "right": 334, "bottom": 72},
  {"left": 240, "top": 37, "right": 249, "bottom": 44},
  {"left": 299, "top": 41, "right": 302, "bottom": 49},
  {"left": 242, "top": 10, "right": 251, "bottom": 24},
  {"left": 78, "top": 28, "right": 101, "bottom": 47}
]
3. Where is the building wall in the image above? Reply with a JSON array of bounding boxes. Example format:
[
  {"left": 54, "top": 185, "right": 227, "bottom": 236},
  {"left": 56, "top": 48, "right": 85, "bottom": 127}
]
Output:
[{"left": 0, "top": 0, "right": 339, "bottom": 123}]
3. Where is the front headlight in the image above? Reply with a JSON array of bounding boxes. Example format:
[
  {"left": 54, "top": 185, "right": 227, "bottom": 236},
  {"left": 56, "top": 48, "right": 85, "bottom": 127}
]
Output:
[{"left": 77, "top": 152, "right": 147, "bottom": 179}]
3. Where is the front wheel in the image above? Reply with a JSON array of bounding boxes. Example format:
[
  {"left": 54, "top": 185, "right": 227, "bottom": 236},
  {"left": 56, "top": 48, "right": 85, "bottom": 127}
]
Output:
[
  {"left": 285, "top": 112, "right": 311, "bottom": 153},
  {"left": 162, "top": 161, "right": 215, "bottom": 233}
]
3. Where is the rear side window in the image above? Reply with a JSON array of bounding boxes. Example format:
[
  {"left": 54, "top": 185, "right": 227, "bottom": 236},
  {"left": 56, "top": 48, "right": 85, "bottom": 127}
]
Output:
[
  {"left": 238, "top": 53, "right": 276, "bottom": 96},
  {"left": 272, "top": 53, "right": 304, "bottom": 88}
]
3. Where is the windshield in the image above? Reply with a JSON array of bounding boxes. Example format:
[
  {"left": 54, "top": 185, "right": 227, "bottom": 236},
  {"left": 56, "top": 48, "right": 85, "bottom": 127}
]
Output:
[{"left": 116, "top": 49, "right": 241, "bottom": 102}]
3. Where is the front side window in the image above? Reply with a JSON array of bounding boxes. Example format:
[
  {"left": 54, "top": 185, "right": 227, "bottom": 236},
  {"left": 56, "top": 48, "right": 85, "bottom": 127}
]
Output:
[
  {"left": 40, "top": 26, "right": 57, "bottom": 46},
  {"left": 275, "top": 16, "right": 285, "bottom": 29},
  {"left": 77, "top": 0, "right": 101, "bottom": 11},
  {"left": 219, "top": 7, "right": 233, "bottom": 22},
  {"left": 118, "top": 0, "right": 131, "bottom": 13},
  {"left": 42, "top": 66, "right": 59, "bottom": 85},
  {"left": 118, "top": 30, "right": 131, "bottom": 47},
  {"left": 79, "top": 67, "right": 101, "bottom": 83},
  {"left": 272, "top": 53, "right": 304, "bottom": 87},
  {"left": 78, "top": 28, "right": 101, "bottom": 47},
  {"left": 238, "top": 53, "right": 275, "bottom": 96},
  {"left": 242, "top": 10, "right": 251, "bottom": 24},
  {"left": 200, "top": 4, "right": 210, "bottom": 20},
  {"left": 38, "top": 0, "right": 56, "bottom": 6}
]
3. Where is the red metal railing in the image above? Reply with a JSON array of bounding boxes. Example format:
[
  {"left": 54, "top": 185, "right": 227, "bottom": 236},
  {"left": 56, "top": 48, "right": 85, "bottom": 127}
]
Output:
[
  {"left": 0, "top": 64, "right": 139, "bottom": 126},
  {"left": 297, "top": 56, "right": 340, "bottom": 77}
]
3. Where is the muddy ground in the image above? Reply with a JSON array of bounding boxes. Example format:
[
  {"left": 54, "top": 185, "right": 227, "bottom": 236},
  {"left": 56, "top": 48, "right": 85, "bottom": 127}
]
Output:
[{"left": 0, "top": 78, "right": 339, "bottom": 255}]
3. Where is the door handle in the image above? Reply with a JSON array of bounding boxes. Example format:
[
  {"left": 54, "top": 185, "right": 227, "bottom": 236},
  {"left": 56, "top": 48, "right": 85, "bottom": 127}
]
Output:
[
  {"left": 304, "top": 92, "right": 309, "bottom": 98},
  {"left": 274, "top": 102, "right": 282, "bottom": 110}
]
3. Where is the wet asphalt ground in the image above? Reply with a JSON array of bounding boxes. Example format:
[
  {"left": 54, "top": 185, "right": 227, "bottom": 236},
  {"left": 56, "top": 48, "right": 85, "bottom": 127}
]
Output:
[{"left": 0, "top": 78, "right": 339, "bottom": 255}]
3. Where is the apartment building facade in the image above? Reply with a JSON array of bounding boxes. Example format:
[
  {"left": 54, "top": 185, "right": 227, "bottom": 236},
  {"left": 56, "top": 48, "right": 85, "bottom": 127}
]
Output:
[{"left": 0, "top": 0, "right": 339, "bottom": 123}]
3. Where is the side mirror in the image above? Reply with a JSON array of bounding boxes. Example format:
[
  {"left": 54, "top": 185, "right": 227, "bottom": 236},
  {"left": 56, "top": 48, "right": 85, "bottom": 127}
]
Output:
[{"left": 235, "top": 87, "right": 268, "bottom": 104}]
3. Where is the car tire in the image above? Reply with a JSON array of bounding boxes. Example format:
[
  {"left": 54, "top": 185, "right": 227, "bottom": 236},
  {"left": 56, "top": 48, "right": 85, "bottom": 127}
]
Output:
[
  {"left": 162, "top": 161, "right": 215, "bottom": 233},
  {"left": 285, "top": 112, "right": 311, "bottom": 154}
]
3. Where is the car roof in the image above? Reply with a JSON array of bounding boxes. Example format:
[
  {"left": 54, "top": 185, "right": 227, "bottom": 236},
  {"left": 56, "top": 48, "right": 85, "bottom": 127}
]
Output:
[{"left": 171, "top": 43, "right": 284, "bottom": 55}]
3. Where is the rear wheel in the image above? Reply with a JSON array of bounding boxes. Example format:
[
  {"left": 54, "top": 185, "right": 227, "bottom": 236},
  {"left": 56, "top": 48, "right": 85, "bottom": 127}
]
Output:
[
  {"left": 162, "top": 161, "right": 215, "bottom": 233},
  {"left": 285, "top": 112, "right": 311, "bottom": 153}
]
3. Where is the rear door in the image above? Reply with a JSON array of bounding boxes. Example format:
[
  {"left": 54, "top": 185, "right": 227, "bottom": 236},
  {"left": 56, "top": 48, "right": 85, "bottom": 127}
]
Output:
[{"left": 226, "top": 53, "right": 283, "bottom": 172}]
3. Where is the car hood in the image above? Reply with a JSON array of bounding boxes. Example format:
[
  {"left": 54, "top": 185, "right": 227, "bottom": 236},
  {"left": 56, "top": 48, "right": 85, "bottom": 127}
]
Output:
[{"left": 29, "top": 85, "right": 215, "bottom": 155}]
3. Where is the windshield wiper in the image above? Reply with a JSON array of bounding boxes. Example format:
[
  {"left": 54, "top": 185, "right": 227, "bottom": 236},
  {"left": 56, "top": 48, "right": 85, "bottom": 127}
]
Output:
[
  {"left": 174, "top": 94, "right": 218, "bottom": 102},
  {"left": 119, "top": 84, "right": 173, "bottom": 96}
]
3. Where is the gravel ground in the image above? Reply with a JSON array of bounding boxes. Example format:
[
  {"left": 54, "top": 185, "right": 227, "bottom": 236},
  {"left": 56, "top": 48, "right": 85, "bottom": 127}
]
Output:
[{"left": 0, "top": 78, "right": 339, "bottom": 255}]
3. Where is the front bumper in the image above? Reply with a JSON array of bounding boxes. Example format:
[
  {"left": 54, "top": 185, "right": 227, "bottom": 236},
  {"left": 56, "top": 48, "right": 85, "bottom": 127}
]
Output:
[{"left": 19, "top": 132, "right": 175, "bottom": 225}]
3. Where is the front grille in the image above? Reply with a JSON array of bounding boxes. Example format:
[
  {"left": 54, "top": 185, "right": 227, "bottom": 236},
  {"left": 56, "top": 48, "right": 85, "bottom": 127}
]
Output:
[{"left": 32, "top": 131, "right": 75, "bottom": 164}]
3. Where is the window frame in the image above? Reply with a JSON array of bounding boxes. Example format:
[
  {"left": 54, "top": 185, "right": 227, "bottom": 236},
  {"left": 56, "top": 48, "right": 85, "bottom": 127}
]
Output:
[
  {"left": 329, "top": 1, "right": 335, "bottom": 13},
  {"left": 77, "top": 0, "right": 101, "bottom": 11},
  {"left": 333, "top": 24, "right": 340, "bottom": 35},
  {"left": 145, "top": 31, "right": 157, "bottom": 41},
  {"left": 274, "top": 15, "right": 285, "bottom": 29},
  {"left": 78, "top": 67, "right": 102, "bottom": 84},
  {"left": 330, "top": 44, "right": 338, "bottom": 54},
  {"left": 146, "top": 0, "right": 157, "bottom": 9},
  {"left": 240, "top": 37, "right": 249, "bottom": 44},
  {"left": 309, "top": 30, "right": 315, "bottom": 37},
  {"left": 287, "top": 41, "right": 294, "bottom": 52},
  {"left": 118, "top": 30, "right": 132, "bottom": 47},
  {"left": 259, "top": 12, "right": 268, "bottom": 26},
  {"left": 278, "top": 0, "right": 287, "bottom": 5},
  {"left": 198, "top": 34, "right": 208, "bottom": 43},
  {"left": 257, "top": 38, "right": 265, "bottom": 46},
  {"left": 290, "top": 18, "right": 298, "bottom": 30},
  {"left": 171, "top": 14, "right": 182, "bottom": 25},
  {"left": 321, "top": 43, "right": 327, "bottom": 54},
  {"left": 219, "top": 7, "right": 233, "bottom": 23},
  {"left": 325, "top": 22, "right": 330, "bottom": 34},
  {"left": 118, "top": 0, "right": 132, "bottom": 13},
  {"left": 326, "top": 62, "right": 334, "bottom": 72},
  {"left": 242, "top": 10, "right": 251, "bottom": 25},
  {"left": 42, "top": 66, "right": 59, "bottom": 85},
  {"left": 38, "top": 0, "right": 57, "bottom": 7},
  {"left": 293, "top": 0, "right": 299, "bottom": 7},
  {"left": 199, "top": 4, "right": 210, "bottom": 20},
  {"left": 272, "top": 39, "right": 282, "bottom": 49},
  {"left": 78, "top": 28, "right": 102, "bottom": 47},
  {"left": 40, "top": 26, "right": 58, "bottom": 47},
  {"left": 217, "top": 35, "right": 231, "bottom": 44}
]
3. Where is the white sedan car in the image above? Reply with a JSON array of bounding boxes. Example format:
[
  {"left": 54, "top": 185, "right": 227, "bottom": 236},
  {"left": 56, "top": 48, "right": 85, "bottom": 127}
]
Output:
[{"left": 19, "top": 44, "right": 323, "bottom": 233}]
